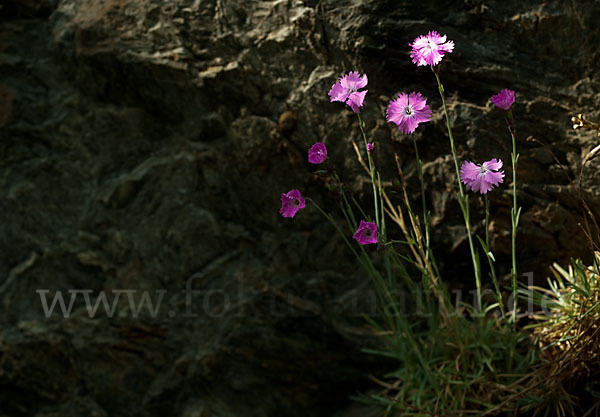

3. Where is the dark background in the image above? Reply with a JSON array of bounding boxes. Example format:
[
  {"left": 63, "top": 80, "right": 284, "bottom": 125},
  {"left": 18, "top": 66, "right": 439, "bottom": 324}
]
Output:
[{"left": 1, "top": 0, "right": 599, "bottom": 416}]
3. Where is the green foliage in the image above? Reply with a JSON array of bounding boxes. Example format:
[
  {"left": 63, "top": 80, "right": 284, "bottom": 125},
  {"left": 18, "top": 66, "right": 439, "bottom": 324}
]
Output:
[
  {"left": 519, "top": 253, "right": 600, "bottom": 417},
  {"left": 357, "top": 311, "right": 535, "bottom": 416}
]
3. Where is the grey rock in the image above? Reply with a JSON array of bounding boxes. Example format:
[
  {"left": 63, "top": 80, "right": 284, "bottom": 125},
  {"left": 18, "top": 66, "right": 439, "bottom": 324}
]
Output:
[{"left": 1, "top": 0, "right": 600, "bottom": 416}]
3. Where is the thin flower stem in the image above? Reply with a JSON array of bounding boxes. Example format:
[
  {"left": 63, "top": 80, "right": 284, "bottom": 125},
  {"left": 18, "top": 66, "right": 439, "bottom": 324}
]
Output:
[
  {"left": 507, "top": 111, "right": 519, "bottom": 328},
  {"left": 413, "top": 139, "right": 430, "bottom": 260},
  {"left": 309, "top": 198, "right": 361, "bottom": 261},
  {"left": 333, "top": 173, "right": 358, "bottom": 229},
  {"left": 357, "top": 114, "right": 380, "bottom": 232},
  {"left": 311, "top": 194, "right": 398, "bottom": 327},
  {"left": 433, "top": 72, "right": 464, "bottom": 196},
  {"left": 378, "top": 172, "right": 387, "bottom": 242},
  {"left": 347, "top": 125, "right": 432, "bottom": 371},
  {"left": 485, "top": 195, "right": 490, "bottom": 248},
  {"left": 433, "top": 69, "right": 482, "bottom": 309},
  {"left": 484, "top": 195, "right": 505, "bottom": 316},
  {"left": 312, "top": 198, "right": 393, "bottom": 322},
  {"left": 413, "top": 139, "right": 443, "bottom": 307},
  {"left": 378, "top": 171, "right": 394, "bottom": 286}
]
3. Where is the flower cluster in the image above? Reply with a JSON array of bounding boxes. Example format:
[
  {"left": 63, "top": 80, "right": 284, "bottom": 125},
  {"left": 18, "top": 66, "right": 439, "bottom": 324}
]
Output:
[
  {"left": 281, "top": 30, "right": 518, "bottom": 246},
  {"left": 279, "top": 137, "right": 378, "bottom": 243}
]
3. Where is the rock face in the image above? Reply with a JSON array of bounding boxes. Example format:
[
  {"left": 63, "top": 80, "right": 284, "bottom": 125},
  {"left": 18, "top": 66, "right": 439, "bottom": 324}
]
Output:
[{"left": 1, "top": 0, "right": 599, "bottom": 416}]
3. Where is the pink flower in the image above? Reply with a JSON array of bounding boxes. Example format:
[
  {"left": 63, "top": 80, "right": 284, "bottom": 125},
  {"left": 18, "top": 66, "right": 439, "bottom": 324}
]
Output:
[
  {"left": 386, "top": 92, "right": 433, "bottom": 134},
  {"left": 490, "top": 89, "right": 515, "bottom": 111},
  {"left": 353, "top": 220, "right": 378, "bottom": 245},
  {"left": 328, "top": 71, "right": 368, "bottom": 113},
  {"left": 460, "top": 159, "right": 505, "bottom": 194},
  {"left": 280, "top": 189, "right": 306, "bottom": 218},
  {"left": 410, "top": 31, "right": 454, "bottom": 66},
  {"left": 308, "top": 142, "right": 327, "bottom": 164},
  {"left": 367, "top": 142, "right": 375, "bottom": 152}
]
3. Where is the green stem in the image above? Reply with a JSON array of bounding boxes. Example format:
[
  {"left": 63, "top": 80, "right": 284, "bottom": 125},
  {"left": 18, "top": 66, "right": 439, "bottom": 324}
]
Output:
[
  {"left": 378, "top": 171, "right": 394, "bottom": 287},
  {"left": 310, "top": 199, "right": 361, "bottom": 261},
  {"left": 484, "top": 195, "right": 504, "bottom": 316},
  {"left": 378, "top": 172, "right": 386, "bottom": 243},
  {"left": 333, "top": 173, "right": 357, "bottom": 229},
  {"left": 508, "top": 111, "right": 519, "bottom": 328},
  {"left": 413, "top": 139, "right": 440, "bottom": 299},
  {"left": 312, "top": 198, "right": 391, "bottom": 315},
  {"left": 357, "top": 114, "right": 380, "bottom": 231},
  {"left": 485, "top": 195, "right": 489, "bottom": 247},
  {"left": 413, "top": 139, "right": 430, "bottom": 259},
  {"left": 433, "top": 69, "right": 482, "bottom": 310},
  {"left": 433, "top": 72, "right": 464, "bottom": 196}
]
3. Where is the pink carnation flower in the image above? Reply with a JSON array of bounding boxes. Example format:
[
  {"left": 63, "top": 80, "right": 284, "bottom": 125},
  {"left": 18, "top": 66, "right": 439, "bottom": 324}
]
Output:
[
  {"left": 490, "top": 89, "right": 515, "bottom": 111},
  {"left": 410, "top": 31, "right": 454, "bottom": 66},
  {"left": 280, "top": 189, "right": 306, "bottom": 218},
  {"left": 367, "top": 142, "right": 375, "bottom": 152},
  {"left": 328, "top": 71, "right": 368, "bottom": 113},
  {"left": 353, "top": 220, "right": 378, "bottom": 245},
  {"left": 308, "top": 142, "right": 327, "bottom": 164},
  {"left": 460, "top": 159, "right": 505, "bottom": 194},
  {"left": 386, "top": 92, "right": 433, "bottom": 134}
]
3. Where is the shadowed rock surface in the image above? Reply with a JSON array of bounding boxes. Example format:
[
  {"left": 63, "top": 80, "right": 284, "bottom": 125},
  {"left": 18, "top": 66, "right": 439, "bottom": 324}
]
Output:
[{"left": 1, "top": 0, "right": 599, "bottom": 416}]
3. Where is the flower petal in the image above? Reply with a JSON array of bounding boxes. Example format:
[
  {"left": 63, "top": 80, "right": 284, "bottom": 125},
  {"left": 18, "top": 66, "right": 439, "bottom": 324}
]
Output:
[
  {"left": 328, "top": 82, "right": 348, "bottom": 103},
  {"left": 460, "top": 161, "right": 480, "bottom": 182},
  {"left": 340, "top": 71, "right": 367, "bottom": 91},
  {"left": 347, "top": 90, "right": 367, "bottom": 113},
  {"left": 483, "top": 158, "right": 503, "bottom": 171},
  {"left": 484, "top": 170, "right": 505, "bottom": 187}
]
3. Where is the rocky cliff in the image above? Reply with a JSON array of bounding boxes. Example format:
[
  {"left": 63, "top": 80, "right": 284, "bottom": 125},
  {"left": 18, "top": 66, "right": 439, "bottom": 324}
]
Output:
[{"left": 1, "top": 0, "right": 599, "bottom": 416}]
